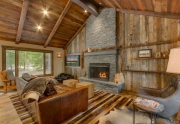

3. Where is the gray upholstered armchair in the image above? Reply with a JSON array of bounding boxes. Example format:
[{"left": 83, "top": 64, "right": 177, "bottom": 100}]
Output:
[{"left": 138, "top": 76, "right": 180, "bottom": 122}]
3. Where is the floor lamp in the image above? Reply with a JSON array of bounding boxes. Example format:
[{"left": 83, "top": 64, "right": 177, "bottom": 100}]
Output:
[{"left": 166, "top": 48, "right": 180, "bottom": 80}]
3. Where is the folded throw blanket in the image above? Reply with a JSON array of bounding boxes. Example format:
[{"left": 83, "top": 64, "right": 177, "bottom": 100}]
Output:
[{"left": 21, "top": 77, "right": 58, "bottom": 99}]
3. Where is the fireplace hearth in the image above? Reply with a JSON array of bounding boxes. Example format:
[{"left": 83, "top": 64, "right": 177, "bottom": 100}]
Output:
[{"left": 89, "top": 63, "right": 110, "bottom": 81}]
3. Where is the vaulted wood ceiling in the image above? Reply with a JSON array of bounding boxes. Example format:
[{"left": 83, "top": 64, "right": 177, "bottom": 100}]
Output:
[
  {"left": 1, "top": 0, "right": 180, "bottom": 48},
  {"left": 94, "top": 0, "right": 180, "bottom": 13},
  {"left": 0, "top": 0, "right": 90, "bottom": 48}
]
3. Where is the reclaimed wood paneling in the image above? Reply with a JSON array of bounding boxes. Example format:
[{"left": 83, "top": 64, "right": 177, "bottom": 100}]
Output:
[
  {"left": 117, "top": 12, "right": 180, "bottom": 92},
  {"left": 65, "top": 27, "right": 86, "bottom": 79}
]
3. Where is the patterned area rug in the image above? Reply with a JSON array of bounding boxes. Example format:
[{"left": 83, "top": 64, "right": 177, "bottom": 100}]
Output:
[
  {"left": 9, "top": 95, "right": 34, "bottom": 124},
  {"left": 10, "top": 91, "right": 133, "bottom": 124}
]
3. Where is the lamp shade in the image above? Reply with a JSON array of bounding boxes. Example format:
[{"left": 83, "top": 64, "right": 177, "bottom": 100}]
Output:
[{"left": 166, "top": 48, "right": 180, "bottom": 74}]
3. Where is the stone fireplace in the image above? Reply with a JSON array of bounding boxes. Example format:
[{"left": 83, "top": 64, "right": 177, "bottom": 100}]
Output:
[
  {"left": 78, "top": 8, "right": 124, "bottom": 94},
  {"left": 89, "top": 63, "right": 110, "bottom": 81}
]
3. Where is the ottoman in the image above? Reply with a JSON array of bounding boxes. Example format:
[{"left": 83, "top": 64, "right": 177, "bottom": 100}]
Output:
[
  {"left": 63, "top": 79, "right": 78, "bottom": 88},
  {"left": 76, "top": 82, "right": 94, "bottom": 98}
]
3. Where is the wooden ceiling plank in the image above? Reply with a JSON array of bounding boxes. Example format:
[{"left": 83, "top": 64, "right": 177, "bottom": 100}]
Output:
[
  {"left": 126, "top": 0, "right": 138, "bottom": 10},
  {"left": 167, "top": 0, "right": 172, "bottom": 13},
  {"left": 161, "top": 0, "right": 168, "bottom": 13},
  {"left": 51, "top": 39, "right": 68, "bottom": 43},
  {"left": 44, "top": 0, "right": 73, "bottom": 47},
  {"left": 111, "top": 0, "right": 122, "bottom": 9},
  {"left": 0, "top": 27, "right": 17, "bottom": 35},
  {"left": 0, "top": 1, "right": 21, "bottom": 13},
  {"left": 71, "top": 0, "right": 99, "bottom": 16},
  {"left": 0, "top": 9, "right": 20, "bottom": 20},
  {"left": 64, "top": 22, "right": 86, "bottom": 49},
  {"left": 1, "top": 0, "right": 22, "bottom": 8},
  {"left": 143, "top": 0, "right": 154, "bottom": 11},
  {"left": 16, "top": 0, "right": 30, "bottom": 43},
  {"left": 175, "top": 0, "right": 180, "bottom": 13},
  {"left": 103, "top": 0, "right": 115, "bottom": 8},
  {"left": 117, "top": 9, "right": 180, "bottom": 19},
  {"left": 0, "top": 20, "right": 18, "bottom": 29},
  {"left": 0, "top": 16, "right": 19, "bottom": 24},
  {"left": 154, "top": 0, "right": 162, "bottom": 12},
  {"left": 123, "top": 0, "right": 134, "bottom": 9},
  {"left": 136, "top": 0, "right": 146, "bottom": 11},
  {"left": 171, "top": 0, "right": 178, "bottom": 13}
]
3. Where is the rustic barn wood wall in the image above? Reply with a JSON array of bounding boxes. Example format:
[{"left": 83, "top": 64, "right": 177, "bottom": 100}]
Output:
[
  {"left": 65, "top": 27, "right": 86, "bottom": 79},
  {"left": 117, "top": 12, "right": 180, "bottom": 92}
]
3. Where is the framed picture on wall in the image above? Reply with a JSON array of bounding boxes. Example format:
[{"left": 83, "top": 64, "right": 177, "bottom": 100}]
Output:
[
  {"left": 138, "top": 49, "right": 152, "bottom": 58},
  {"left": 65, "top": 53, "right": 82, "bottom": 68}
]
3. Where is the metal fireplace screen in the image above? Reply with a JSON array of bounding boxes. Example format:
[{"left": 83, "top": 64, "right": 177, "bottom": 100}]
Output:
[{"left": 89, "top": 63, "right": 110, "bottom": 81}]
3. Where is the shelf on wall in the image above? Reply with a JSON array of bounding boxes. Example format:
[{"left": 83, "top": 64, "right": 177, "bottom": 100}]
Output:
[
  {"left": 123, "top": 70, "right": 168, "bottom": 74},
  {"left": 84, "top": 49, "right": 118, "bottom": 56},
  {"left": 121, "top": 40, "right": 173, "bottom": 49},
  {"left": 134, "top": 57, "right": 169, "bottom": 60}
]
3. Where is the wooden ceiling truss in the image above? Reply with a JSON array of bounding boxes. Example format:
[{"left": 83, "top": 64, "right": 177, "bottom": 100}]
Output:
[{"left": 1, "top": 0, "right": 180, "bottom": 48}]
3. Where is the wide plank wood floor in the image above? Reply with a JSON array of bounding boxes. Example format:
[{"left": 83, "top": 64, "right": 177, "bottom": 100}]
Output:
[{"left": 0, "top": 89, "right": 22, "bottom": 124}]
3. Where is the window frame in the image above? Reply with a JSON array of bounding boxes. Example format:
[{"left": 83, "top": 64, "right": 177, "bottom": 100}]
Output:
[{"left": 2, "top": 46, "right": 53, "bottom": 77}]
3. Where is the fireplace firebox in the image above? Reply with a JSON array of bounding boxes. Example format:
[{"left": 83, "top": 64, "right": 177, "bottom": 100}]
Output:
[{"left": 89, "top": 63, "right": 110, "bottom": 81}]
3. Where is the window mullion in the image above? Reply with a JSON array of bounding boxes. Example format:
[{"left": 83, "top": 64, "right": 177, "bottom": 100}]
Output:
[
  {"left": 15, "top": 50, "right": 18, "bottom": 77},
  {"left": 44, "top": 53, "right": 46, "bottom": 76}
]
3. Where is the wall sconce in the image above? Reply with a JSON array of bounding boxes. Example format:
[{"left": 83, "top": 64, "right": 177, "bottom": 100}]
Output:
[{"left": 57, "top": 53, "right": 61, "bottom": 58}]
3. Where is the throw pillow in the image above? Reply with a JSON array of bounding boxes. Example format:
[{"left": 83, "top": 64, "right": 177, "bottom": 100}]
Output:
[
  {"left": 44, "top": 83, "right": 57, "bottom": 96},
  {"left": 22, "top": 73, "right": 31, "bottom": 81},
  {"left": 22, "top": 73, "right": 35, "bottom": 81}
]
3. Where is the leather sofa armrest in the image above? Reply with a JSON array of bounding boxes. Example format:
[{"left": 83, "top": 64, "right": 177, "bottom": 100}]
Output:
[{"left": 38, "top": 87, "right": 88, "bottom": 124}]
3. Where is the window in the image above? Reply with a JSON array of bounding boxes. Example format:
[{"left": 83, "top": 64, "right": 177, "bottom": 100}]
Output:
[{"left": 2, "top": 46, "right": 53, "bottom": 77}]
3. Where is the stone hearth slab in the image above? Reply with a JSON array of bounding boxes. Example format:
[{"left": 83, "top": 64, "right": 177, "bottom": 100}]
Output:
[{"left": 78, "top": 77, "right": 124, "bottom": 94}]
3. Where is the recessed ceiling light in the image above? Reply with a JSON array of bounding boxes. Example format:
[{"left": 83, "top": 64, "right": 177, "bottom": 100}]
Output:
[
  {"left": 99, "top": 2, "right": 101, "bottom": 4},
  {"left": 37, "top": 25, "right": 42, "bottom": 30},
  {"left": 84, "top": 10, "right": 87, "bottom": 13},
  {"left": 43, "top": 9, "right": 48, "bottom": 15}
]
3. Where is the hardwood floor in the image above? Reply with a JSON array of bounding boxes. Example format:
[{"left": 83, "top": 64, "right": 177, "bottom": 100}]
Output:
[
  {"left": 0, "top": 89, "right": 22, "bottom": 124},
  {"left": 0, "top": 88, "right": 177, "bottom": 124}
]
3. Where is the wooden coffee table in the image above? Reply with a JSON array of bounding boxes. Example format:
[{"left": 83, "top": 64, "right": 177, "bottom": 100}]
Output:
[{"left": 133, "top": 102, "right": 164, "bottom": 124}]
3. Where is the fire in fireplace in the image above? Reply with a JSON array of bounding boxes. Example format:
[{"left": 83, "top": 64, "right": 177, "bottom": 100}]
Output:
[
  {"left": 89, "top": 63, "right": 110, "bottom": 81},
  {"left": 99, "top": 72, "right": 107, "bottom": 78}
]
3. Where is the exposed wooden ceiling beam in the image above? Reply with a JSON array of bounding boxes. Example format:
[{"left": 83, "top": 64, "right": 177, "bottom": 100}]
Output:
[
  {"left": 117, "top": 9, "right": 180, "bottom": 19},
  {"left": 71, "top": 0, "right": 99, "bottom": 16},
  {"left": 15, "top": 0, "right": 30, "bottom": 44},
  {"left": 64, "top": 22, "right": 86, "bottom": 49},
  {"left": 44, "top": 0, "right": 73, "bottom": 47}
]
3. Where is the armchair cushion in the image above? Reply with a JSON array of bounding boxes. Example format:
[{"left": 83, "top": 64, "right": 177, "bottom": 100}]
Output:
[{"left": 5, "top": 70, "right": 15, "bottom": 80}]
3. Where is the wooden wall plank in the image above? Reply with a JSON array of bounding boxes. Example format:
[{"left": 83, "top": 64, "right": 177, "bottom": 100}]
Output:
[
  {"left": 65, "top": 26, "right": 86, "bottom": 78},
  {"left": 117, "top": 12, "right": 179, "bottom": 92}
]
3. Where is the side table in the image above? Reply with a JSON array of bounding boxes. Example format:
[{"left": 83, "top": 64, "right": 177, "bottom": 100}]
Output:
[
  {"left": 63, "top": 79, "right": 78, "bottom": 88},
  {"left": 76, "top": 82, "right": 94, "bottom": 98},
  {"left": 133, "top": 102, "right": 164, "bottom": 124}
]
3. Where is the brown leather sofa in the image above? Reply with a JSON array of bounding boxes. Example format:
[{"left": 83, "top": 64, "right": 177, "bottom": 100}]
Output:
[{"left": 16, "top": 77, "right": 88, "bottom": 124}]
